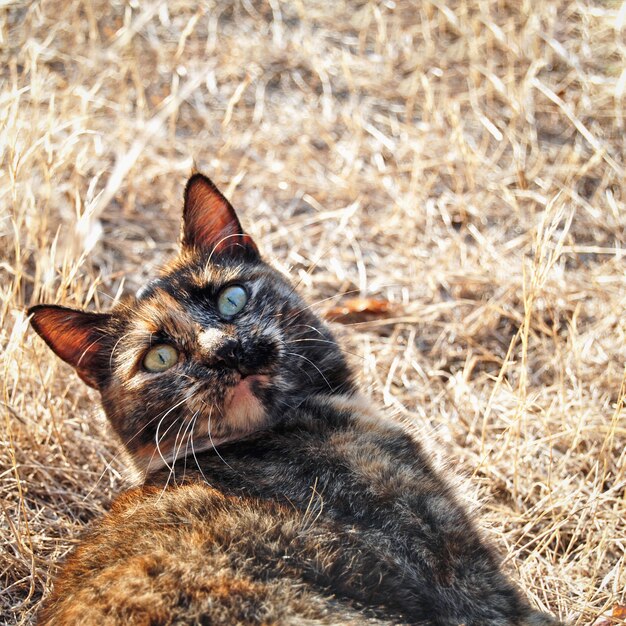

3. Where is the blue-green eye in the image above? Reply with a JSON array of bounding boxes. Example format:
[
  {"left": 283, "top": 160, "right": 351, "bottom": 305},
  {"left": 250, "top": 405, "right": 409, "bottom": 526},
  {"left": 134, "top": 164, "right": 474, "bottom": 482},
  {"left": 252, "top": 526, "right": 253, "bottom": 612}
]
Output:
[{"left": 217, "top": 285, "right": 248, "bottom": 317}]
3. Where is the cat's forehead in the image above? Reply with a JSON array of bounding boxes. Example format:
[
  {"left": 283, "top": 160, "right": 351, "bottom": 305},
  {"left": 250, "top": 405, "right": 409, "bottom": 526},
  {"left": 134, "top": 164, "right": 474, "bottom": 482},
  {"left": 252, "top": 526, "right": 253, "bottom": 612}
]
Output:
[
  {"left": 127, "top": 259, "right": 295, "bottom": 328},
  {"left": 136, "top": 261, "right": 247, "bottom": 299},
  {"left": 186, "top": 258, "right": 289, "bottom": 293}
]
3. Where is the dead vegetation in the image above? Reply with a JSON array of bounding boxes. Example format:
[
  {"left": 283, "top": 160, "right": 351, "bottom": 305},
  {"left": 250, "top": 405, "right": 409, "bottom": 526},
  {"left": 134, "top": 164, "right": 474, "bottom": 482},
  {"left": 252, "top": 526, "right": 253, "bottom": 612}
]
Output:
[{"left": 1, "top": 1, "right": 625, "bottom": 623}]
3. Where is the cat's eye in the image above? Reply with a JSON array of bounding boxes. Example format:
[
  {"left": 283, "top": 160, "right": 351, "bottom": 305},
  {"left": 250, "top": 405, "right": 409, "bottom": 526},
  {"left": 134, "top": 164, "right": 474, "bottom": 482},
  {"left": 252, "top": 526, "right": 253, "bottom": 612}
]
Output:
[
  {"left": 143, "top": 344, "right": 179, "bottom": 373},
  {"left": 217, "top": 285, "right": 248, "bottom": 318}
]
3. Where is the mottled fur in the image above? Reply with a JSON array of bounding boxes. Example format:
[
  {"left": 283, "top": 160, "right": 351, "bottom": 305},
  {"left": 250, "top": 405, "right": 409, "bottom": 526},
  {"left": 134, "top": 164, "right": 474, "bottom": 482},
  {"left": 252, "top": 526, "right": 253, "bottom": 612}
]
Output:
[{"left": 30, "top": 174, "right": 561, "bottom": 625}]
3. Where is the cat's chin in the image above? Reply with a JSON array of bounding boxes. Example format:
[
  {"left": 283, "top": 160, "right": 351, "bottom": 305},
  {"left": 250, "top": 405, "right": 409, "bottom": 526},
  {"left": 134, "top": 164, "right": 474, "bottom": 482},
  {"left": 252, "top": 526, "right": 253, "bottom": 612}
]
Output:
[
  {"left": 134, "top": 374, "right": 271, "bottom": 474},
  {"left": 223, "top": 374, "right": 268, "bottom": 418},
  {"left": 138, "top": 438, "right": 231, "bottom": 474}
]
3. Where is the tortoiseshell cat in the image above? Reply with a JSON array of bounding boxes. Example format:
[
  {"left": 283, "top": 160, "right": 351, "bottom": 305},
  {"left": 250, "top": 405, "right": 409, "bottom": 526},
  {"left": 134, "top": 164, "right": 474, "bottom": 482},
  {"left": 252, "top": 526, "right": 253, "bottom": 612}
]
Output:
[{"left": 30, "top": 174, "right": 561, "bottom": 625}]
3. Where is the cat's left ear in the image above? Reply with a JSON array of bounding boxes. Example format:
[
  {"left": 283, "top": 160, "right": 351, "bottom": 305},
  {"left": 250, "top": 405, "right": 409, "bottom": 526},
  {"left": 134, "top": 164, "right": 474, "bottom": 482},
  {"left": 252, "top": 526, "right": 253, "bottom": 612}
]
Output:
[{"left": 181, "top": 173, "right": 259, "bottom": 261}]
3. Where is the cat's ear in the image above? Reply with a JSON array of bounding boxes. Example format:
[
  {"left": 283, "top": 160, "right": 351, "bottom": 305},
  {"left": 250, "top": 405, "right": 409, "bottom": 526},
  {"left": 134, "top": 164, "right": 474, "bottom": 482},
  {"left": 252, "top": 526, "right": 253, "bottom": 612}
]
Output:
[
  {"left": 29, "top": 305, "right": 112, "bottom": 389},
  {"left": 181, "top": 173, "right": 259, "bottom": 260}
]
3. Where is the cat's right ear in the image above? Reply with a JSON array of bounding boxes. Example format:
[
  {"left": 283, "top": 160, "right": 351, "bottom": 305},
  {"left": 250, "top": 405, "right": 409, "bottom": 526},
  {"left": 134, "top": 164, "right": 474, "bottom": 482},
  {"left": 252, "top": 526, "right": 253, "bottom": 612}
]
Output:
[
  {"left": 181, "top": 173, "right": 259, "bottom": 261},
  {"left": 28, "top": 305, "right": 112, "bottom": 389}
]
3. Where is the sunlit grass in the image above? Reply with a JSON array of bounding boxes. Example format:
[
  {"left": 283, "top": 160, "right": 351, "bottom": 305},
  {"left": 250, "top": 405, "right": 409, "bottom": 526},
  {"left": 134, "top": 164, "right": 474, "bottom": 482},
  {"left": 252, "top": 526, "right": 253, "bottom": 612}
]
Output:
[{"left": 1, "top": 1, "right": 625, "bottom": 623}]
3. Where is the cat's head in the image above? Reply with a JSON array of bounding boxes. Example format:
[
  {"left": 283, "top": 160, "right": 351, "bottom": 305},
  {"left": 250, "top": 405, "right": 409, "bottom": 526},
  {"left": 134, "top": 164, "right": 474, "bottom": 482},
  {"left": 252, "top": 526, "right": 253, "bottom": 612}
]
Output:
[{"left": 29, "top": 174, "right": 354, "bottom": 472}]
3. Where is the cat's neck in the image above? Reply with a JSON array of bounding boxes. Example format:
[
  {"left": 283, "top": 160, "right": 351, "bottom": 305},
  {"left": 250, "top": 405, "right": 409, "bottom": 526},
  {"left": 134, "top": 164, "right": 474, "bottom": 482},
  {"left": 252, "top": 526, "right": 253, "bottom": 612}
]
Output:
[{"left": 137, "top": 390, "right": 404, "bottom": 479}]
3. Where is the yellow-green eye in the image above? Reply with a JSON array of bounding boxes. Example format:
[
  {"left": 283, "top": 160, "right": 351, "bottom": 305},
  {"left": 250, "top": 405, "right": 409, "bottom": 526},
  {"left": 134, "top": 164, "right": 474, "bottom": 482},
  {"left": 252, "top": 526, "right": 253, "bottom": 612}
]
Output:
[
  {"left": 217, "top": 285, "right": 248, "bottom": 318},
  {"left": 143, "top": 344, "right": 178, "bottom": 373}
]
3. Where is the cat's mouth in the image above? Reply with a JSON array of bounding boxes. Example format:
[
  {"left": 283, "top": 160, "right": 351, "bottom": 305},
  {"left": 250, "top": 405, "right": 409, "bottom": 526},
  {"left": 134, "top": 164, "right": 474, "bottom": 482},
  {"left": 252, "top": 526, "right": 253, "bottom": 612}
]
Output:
[{"left": 222, "top": 373, "right": 269, "bottom": 415}]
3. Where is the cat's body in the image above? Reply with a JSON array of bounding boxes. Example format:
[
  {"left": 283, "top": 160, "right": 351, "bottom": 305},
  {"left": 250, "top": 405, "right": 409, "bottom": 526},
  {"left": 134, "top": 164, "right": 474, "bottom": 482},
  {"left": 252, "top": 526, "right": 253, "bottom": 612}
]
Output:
[{"left": 30, "top": 174, "right": 561, "bottom": 626}]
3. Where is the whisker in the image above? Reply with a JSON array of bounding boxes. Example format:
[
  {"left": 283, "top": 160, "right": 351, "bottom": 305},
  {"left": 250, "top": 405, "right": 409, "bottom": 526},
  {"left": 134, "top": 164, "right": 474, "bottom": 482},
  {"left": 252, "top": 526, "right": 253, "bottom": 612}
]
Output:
[
  {"left": 149, "top": 416, "right": 183, "bottom": 502},
  {"left": 270, "top": 240, "right": 387, "bottom": 309},
  {"left": 85, "top": 393, "right": 194, "bottom": 499},
  {"left": 283, "top": 288, "right": 364, "bottom": 323},
  {"left": 290, "top": 323, "right": 327, "bottom": 338},
  {"left": 282, "top": 352, "right": 315, "bottom": 384},
  {"left": 262, "top": 245, "right": 333, "bottom": 310},
  {"left": 284, "top": 351, "right": 334, "bottom": 391},
  {"left": 205, "top": 405, "right": 235, "bottom": 471},
  {"left": 139, "top": 385, "right": 205, "bottom": 492},
  {"left": 154, "top": 412, "right": 184, "bottom": 473},
  {"left": 207, "top": 233, "right": 252, "bottom": 265},
  {"left": 282, "top": 337, "right": 365, "bottom": 362},
  {"left": 157, "top": 412, "right": 192, "bottom": 496},
  {"left": 175, "top": 412, "right": 197, "bottom": 485},
  {"left": 152, "top": 389, "right": 200, "bottom": 483},
  {"left": 190, "top": 415, "right": 212, "bottom": 485}
]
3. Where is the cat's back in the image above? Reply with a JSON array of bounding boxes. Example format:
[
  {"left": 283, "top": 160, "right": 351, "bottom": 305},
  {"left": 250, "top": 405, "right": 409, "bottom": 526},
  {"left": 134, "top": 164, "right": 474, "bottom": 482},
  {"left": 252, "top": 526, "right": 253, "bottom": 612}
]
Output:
[
  {"left": 39, "top": 480, "right": 393, "bottom": 626},
  {"left": 40, "top": 399, "right": 550, "bottom": 626}
]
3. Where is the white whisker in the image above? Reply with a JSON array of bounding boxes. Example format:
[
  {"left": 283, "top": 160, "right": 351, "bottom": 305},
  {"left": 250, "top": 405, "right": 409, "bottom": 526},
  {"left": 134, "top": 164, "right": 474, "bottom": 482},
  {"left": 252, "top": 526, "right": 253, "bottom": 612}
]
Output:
[
  {"left": 283, "top": 337, "right": 365, "bottom": 362},
  {"left": 85, "top": 393, "right": 195, "bottom": 500},
  {"left": 190, "top": 414, "right": 212, "bottom": 485},
  {"left": 154, "top": 393, "right": 195, "bottom": 476},
  {"left": 285, "top": 351, "right": 334, "bottom": 391},
  {"left": 206, "top": 406, "right": 235, "bottom": 471}
]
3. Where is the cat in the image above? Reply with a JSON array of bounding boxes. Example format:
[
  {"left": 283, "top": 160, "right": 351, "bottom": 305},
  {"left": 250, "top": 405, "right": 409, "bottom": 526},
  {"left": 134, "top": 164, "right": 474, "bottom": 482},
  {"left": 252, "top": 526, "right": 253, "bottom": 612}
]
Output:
[{"left": 29, "top": 173, "right": 562, "bottom": 626}]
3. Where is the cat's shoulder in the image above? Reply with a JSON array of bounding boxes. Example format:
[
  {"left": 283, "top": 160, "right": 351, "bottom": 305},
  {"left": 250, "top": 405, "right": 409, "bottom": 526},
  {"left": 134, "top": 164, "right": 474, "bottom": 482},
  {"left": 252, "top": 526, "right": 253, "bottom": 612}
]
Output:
[{"left": 309, "top": 391, "right": 414, "bottom": 440}]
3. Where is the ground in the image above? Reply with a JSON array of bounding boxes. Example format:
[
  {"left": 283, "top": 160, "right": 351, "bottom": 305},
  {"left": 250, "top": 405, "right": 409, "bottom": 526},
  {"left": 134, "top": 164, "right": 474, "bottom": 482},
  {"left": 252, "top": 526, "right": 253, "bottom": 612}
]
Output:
[{"left": 1, "top": 1, "right": 625, "bottom": 624}]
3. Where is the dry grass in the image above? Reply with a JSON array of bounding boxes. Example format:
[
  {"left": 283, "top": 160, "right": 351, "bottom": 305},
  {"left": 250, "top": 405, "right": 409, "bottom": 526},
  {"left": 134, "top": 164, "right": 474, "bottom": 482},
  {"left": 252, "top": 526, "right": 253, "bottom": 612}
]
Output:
[{"left": 1, "top": 1, "right": 625, "bottom": 623}]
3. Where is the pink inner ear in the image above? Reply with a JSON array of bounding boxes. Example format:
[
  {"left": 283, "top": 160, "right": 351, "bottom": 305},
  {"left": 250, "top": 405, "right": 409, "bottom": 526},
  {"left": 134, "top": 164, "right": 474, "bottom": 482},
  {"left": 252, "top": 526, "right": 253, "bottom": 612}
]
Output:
[
  {"left": 183, "top": 174, "right": 259, "bottom": 257},
  {"left": 49, "top": 321, "right": 98, "bottom": 367},
  {"left": 29, "top": 305, "right": 109, "bottom": 388},
  {"left": 186, "top": 183, "right": 240, "bottom": 249}
]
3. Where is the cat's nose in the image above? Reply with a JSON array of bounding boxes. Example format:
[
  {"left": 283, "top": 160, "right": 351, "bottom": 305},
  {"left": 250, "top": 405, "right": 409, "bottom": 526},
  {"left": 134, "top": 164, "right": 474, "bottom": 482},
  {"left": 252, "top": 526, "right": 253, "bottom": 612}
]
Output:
[{"left": 213, "top": 338, "right": 242, "bottom": 371}]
